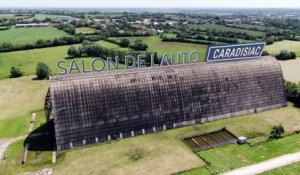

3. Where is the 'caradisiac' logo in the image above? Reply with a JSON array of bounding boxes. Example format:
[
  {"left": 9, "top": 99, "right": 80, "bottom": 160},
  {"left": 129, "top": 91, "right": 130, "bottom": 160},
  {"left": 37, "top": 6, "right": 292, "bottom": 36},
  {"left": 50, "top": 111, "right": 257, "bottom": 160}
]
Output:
[{"left": 206, "top": 42, "right": 266, "bottom": 62}]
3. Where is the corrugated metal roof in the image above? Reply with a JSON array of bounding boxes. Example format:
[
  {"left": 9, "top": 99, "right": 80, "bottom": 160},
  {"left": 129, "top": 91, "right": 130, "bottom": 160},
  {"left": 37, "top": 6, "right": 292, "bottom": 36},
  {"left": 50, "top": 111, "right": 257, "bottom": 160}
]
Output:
[{"left": 48, "top": 56, "right": 287, "bottom": 151}]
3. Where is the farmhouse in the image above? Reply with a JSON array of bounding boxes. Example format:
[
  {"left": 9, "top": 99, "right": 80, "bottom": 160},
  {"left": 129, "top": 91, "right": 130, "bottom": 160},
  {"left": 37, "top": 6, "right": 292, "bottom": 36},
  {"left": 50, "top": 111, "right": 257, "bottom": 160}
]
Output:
[{"left": 46, "top": 56, "right": 287, "bottom": 151}]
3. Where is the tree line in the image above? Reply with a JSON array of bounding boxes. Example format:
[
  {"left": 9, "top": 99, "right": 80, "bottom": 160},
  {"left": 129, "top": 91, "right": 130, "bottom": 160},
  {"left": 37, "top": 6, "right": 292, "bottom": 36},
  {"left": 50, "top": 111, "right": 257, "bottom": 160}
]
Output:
[
  {"left": 67, "top": 40, "right": 159, "bottom": 65},
  {"left": 106, "top": 38, "right": 148, "bottom": 51},
  {"left": 189, "top": 28, "right": 258, "bottom": 41},
  {"left": 0, "top": 35, "right": 102, "bottom": 53},
  {"left": 161, "top": 36, "right": 217, "bottom": 45},
  {"left": 285, "top": 81, "right": 300, "bottom": 105}
]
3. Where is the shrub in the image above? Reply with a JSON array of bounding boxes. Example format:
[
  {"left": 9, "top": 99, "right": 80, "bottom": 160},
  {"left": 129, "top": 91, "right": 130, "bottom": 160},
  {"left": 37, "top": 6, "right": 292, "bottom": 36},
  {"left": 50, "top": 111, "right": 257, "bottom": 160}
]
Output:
[
  {"left": 10, "top": 67, "right": 23, "bottom": 78},
  {"left": 36, "top": 62, "right": 51, "bottom": 80},
  {"left": 119, "top": 38, "right": 131, "bottom": 47},
  {"left": 270, "top": 124, "right": 285, "bottom": 139},
  {"left": 68, "top": 46, "right": 81, "bottom": 58},
  {"left": 262, "top": 51, "right": 270, "bottom": 56},
  {"left": 290, "top": 51, "right": 297, "bottom": 59},
  {"left": 275, "top": 50, "right": 297, "bottom": 60}
]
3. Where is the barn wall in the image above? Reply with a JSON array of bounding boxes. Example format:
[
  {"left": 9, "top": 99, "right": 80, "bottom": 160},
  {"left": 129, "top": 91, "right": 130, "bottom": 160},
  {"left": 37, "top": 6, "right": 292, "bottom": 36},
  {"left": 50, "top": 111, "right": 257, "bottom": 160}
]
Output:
[{"left": 49, "top": 56, "right": 287, "bottom": 151}]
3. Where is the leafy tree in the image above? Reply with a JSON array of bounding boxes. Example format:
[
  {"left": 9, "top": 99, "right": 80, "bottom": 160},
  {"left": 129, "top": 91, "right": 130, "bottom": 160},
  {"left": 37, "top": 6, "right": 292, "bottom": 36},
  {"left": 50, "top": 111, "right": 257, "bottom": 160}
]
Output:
[
  {"left": 68, "top": 46, "right": 81, "bottom": 58},
  {"left": 195, "top": 34, "right": 206, "bottom": 40},
  {"left": 56, "top": 23, "right": 75, "bottom": 35},
  {"left": 131, "top": 40, "right": 148, "bottom": 51},
  {"left": 10, "top": 67, "right": 23, "bottom": 78},
  {"left": 36, "top": 62, "right": 51, "bottom": 80},
  {"left": 119, "top": 38, "right": 131, "bottom": 47},
  {"left": 82, "top": 40, "right": 93, "bottom": 45},
  {"left": 270, "top": 124, "right": 285, "bottom": 139}
]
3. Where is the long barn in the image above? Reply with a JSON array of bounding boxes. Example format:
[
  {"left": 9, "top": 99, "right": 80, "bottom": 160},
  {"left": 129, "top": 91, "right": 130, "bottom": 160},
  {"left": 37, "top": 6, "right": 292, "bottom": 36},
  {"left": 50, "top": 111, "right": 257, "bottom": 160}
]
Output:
[{"left": 46, "top": 56, "right": 287, "bottom": 151}]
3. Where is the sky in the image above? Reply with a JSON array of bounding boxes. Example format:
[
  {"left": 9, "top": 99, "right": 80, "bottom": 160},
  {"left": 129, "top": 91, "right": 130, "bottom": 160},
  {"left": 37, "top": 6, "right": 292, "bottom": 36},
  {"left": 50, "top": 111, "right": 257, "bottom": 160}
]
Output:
[{"left": 0, "top": 0, "right": 299, "bottom": 8}]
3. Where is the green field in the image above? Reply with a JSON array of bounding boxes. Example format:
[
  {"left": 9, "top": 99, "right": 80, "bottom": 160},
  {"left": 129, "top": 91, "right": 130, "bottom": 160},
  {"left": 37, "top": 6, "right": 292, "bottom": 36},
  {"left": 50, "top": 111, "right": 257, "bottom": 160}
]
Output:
[
  {"left": 261, "top": 161, "right": 300, "bottom": 175},
  {"left": 0, "top": 14, "right": 31, "bottom": 20},
  {"left": 231, "top": 24, "right": 281, "bottom": 32},
  {"left": 279, "top": 59, "right": 300, "bottom": 83},
  {"left": 162, "top": 33, "right": 177, "bottom": 38},
  {"left": 0, "top": 14, "right": 17, "bottom": 18},
  {"left": 22, "top": 14, "right": 61, "bottom": 21},
  {"left": 189, "top": 24, "right": 265, "bottom": 37},
  {"left": 0, "top": 75, "right": 49, "bottom": 121},
  {"left": 75, "top": 27, "right": 97, "bottom": 34},
  {"left": 112, "top": 36, "right": 208, "bottom": 60},
  {"left": 181, "top": 133, "right": 300, "bottom": 175},
  {"left": 0, "top": 40, "right": 123, "bottom": 79},
  {"left": 0, "top": 35, "right": 208, "bottom": 79},
  {"left": 0, "top": 75, "right": 48, "bottom": 139},
  {"left": 1, "top": 102, "right": 300, "bottom": 174},
  {"left": 0, "top": 116, "right": 26, "bottom": 138},
  {"left": 266, "top": 40, "right": 300, "bottom": 55},
  {"left": 0, "top": 27, "right": 69, "bottom": 45}
]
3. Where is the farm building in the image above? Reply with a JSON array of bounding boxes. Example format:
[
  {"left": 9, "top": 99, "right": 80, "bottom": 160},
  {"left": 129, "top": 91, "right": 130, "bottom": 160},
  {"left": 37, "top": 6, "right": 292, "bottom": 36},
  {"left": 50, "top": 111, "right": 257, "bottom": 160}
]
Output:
[
  {"left": 46, "top": 56, "right": 287, "bottom": 151},
  {"left": 15, "top": 23, "right": 50, "bottom": 28}
]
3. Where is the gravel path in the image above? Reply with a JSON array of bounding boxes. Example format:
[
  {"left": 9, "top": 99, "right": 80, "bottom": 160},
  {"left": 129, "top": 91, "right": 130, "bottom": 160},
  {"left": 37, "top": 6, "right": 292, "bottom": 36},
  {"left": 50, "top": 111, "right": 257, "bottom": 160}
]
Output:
[{"left": 221, "top": 151, "right": 300, "bottom": 175}]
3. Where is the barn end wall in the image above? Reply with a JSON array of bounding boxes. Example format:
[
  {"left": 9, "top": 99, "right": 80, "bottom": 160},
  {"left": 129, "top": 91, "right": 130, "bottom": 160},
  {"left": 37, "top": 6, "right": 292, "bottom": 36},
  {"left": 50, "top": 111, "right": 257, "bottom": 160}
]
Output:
[{"left": 48, "top": 56, "right": 287, "bottom": 151}]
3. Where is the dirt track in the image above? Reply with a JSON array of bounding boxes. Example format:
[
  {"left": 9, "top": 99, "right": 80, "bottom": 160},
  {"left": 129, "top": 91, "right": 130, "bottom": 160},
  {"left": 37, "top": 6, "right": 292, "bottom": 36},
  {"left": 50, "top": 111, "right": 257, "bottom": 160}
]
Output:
[{"left": 0, "top": 136, "right": 24, "bottom": 160}]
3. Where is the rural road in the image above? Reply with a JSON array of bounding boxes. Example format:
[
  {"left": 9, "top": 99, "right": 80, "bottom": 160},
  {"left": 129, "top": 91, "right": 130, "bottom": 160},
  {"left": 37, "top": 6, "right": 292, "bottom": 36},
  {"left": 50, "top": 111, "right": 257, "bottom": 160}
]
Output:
[
  {"left": 0, "top": 136, "right": 24, "bottom": 160},
  {"left": 221, "top": 151, "right": 300, "bottom": 175}
]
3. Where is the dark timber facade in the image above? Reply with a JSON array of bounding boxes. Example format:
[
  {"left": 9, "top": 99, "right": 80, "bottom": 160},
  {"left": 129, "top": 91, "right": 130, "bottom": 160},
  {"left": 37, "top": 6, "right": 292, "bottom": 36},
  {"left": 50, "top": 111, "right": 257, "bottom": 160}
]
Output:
[{"left": 46, "top": 56, "right": 287, "bottom": 151}]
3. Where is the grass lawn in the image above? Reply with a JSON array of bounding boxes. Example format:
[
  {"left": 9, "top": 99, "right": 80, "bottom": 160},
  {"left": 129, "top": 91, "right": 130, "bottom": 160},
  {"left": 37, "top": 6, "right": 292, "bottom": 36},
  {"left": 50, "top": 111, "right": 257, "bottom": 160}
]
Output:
[
  {"left": 180, "top": 134, "right": 300, "bottom": 175},
  {"left": 0, "top": 75, "right": 49, "bottom": 120},
  {"left": 279, "top": 59, "right": 300, "bottom": 83},
  {"left": 266, "top": 40, "right": 300, "bottom": 55},
  {"left": 1, "top": 103, "right": 300, "bottom": 175},
  {"left": 111, "top": 36, "right": 208, "bottom": 60},
  {"left": 0, "top": 40, "right": 123, "bottom": 79},
  {"left": 189, "top": 24, "right": 265, "bottom": 37},
  {"left": 260, "top": 161, "right": 300, "bottom": 175},
  {"left": 0, "top": 108, "right": 52, "bottom": 173},
  {"left": 0, "top": 116, "right": 26, "bottom": 138},
  {"left": 75, "top": 27, "right": 97, "bottom": 34},
  {"left": 0, "top": 27, "right": 69, "bottom": 45}
]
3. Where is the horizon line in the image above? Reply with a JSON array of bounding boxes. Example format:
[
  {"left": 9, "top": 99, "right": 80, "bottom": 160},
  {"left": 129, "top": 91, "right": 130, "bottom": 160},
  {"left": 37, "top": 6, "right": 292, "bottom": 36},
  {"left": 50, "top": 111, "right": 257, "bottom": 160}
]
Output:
[{"left": 1, "top": 7, "right": 300, "bottom": 9}]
